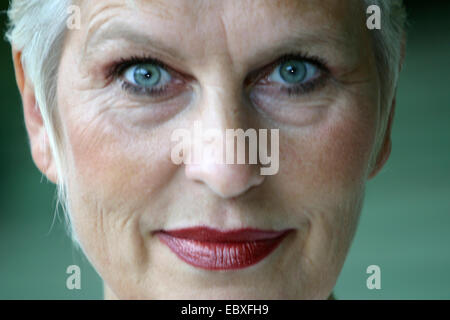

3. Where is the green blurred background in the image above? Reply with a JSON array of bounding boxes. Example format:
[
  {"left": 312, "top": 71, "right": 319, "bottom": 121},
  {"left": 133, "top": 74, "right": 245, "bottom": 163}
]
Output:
[{"left": 1, "top": 2, "right": 449, "bottom": 299}]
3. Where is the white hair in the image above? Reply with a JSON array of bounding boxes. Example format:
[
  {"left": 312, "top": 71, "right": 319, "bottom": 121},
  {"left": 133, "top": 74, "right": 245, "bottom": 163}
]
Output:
[
  {"left": 363, "top": 0, "right": 407, "bottom": 171},
  {"left": 6, "top": 0, "right": 75, "bottom": 241},
  {"left": 5, "top": 0, "right": 406, "bottom": 244}
]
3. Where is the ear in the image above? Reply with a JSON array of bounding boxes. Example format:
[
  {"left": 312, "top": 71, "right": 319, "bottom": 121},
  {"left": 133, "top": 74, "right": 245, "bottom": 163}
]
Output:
[
  {"left": 368, "top": 96, "right": 396, "bottom": 180},
  {"left": 12, "top": 49, "right": 58, "bottom": 184},
  {"left": 368, "top": 31, "right": 405, "bottom": 180}
]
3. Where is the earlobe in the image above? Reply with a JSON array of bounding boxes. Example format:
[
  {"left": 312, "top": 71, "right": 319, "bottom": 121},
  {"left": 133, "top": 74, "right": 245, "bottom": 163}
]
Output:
[
  {"left": 12, "top": 49, "right": 59, "bottom": 184},
  {"left": 368, "top": 135, "right": 392, "bottom": 179}
]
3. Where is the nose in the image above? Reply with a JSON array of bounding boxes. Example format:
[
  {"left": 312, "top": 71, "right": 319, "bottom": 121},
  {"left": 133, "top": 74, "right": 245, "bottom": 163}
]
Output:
[
  {"left": 186, "top": 162, "right": 264, "bottom": 199},
  {"left": 183, "top": 83, "right": 265, "bottom": 199}
]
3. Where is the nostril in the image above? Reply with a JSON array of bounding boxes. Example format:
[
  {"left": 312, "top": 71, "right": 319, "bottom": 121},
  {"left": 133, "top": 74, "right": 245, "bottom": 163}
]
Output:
[
  {"left": 185, "top": 163, "right": 265, "bottom": 199},
  {"left": 214, "top": 175, "right": 262, "bottom": 199},
  {"left": 220, "top": 172, "right": 264, "bottom": 199}
]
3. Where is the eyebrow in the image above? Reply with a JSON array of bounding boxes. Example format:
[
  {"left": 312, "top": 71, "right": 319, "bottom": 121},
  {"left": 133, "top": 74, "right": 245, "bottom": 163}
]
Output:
[
  {"left": 83, "top": 22, "right": 185, "bottom": 63},
  {"left": 247, "top": 30, "right": 355, "bottom": 65},
  {"left": 83, "top": 21, "right": 356, "bottom": 70}
]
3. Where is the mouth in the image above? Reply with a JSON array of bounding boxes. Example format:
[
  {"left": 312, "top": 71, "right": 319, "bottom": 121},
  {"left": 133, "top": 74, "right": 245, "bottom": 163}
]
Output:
[{"left": 155, "top": 227, "right": 293, "bottom": 270}]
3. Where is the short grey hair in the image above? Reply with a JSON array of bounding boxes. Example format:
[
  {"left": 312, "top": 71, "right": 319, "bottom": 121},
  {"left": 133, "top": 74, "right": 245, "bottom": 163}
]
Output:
[
  {"left": 5, "top": 0, "right": 406, "bottom": 243},
  {"left": 6, "top": 0, "right": 74, "bottom": 240},
  {"left": 363, "top": 0, "right": 407, "bottom": 171}
]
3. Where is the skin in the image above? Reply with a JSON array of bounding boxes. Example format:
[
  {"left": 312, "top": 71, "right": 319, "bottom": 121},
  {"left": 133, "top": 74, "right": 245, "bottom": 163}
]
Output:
[{"left": 13, "top": 0, "right": 396, "bottom": 299}]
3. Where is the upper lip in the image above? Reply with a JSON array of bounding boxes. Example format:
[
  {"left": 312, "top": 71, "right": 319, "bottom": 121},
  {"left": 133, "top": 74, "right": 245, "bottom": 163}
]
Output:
[{"left": 155, "top": 226, "right": 293, "bottom": 242}]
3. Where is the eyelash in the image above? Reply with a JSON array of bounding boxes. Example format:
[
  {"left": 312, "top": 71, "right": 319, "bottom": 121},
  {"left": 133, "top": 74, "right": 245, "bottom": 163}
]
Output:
[
  {"left": 107, "top": 53, "right": 330, "bottom": 97},
  {"left": 108, "top": 56, "right": 173, "bottom": 97},
  {"left": 258, "top": 53, "right": 330, "bottom": 96}
]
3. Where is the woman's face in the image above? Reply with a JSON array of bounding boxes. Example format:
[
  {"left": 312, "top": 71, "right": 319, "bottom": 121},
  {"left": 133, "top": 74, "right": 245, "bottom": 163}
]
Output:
[{"left": 56, "top": 0, "right": 382, "bottom": 299}]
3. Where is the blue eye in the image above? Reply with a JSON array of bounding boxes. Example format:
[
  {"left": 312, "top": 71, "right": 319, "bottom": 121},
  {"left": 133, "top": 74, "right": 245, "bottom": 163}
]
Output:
[
  {"left": 268, "top": 59, "right": 319, "bottom": 85},
  {"left": 123, "top": 63, "right": 171, "bottom": 88}
]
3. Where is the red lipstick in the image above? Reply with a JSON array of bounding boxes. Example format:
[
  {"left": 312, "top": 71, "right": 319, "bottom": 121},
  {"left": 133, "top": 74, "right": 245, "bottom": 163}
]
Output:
[{"left": 156, "top": 227, "right": 292, "bottom": 270}]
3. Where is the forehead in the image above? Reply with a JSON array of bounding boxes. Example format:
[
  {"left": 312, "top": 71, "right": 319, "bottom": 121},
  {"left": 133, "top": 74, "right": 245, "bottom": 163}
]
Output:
[{"left": 78, "top": 0, "right": 365, "bottom": 51}]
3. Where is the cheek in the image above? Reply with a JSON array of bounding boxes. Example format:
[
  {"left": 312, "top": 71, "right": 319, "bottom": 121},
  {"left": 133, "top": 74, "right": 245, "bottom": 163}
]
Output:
[
  {"left": 62, "top": 106, "right": 176, "bottom": 213},
  {"left": 315, "top": 113, "right": 376, "bottom": 190},
  {"left": 274, "top": 101, "right": 377, "bottom": 295},
  {"left": 279, "top": 102, "right": 377, "bottom": 201},
  {"left": 59, "top": 106, "right": 178, "bottom": 277}
]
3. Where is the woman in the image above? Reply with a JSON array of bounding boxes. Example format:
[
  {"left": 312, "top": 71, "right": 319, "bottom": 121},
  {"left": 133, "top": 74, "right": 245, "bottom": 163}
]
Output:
[{"left": 7, "top": 0, "right": 406, "bottom": 299}]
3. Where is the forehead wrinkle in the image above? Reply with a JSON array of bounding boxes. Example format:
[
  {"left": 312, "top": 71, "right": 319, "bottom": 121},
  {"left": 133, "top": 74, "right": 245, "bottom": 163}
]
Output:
[
  {"left": 80, "top": 1, "right": 127, "bottom": 59},
  {"left": 77, "top": 0, "right": 367, "bottom": 79},
  {"left": 79, "top": 0, "right": 199, "bottom": 65},
  {"left": 215, "top": 0, "right": 363, "bottom": 65},
  {"left": 215, "top": 8, "right": 235, "bottom": 73},
  {"left": 83, "top": 22, "right": 184, "bottom": 63},
  {"left": 132, "top": 0, "right": 182, "bottom": 20}
]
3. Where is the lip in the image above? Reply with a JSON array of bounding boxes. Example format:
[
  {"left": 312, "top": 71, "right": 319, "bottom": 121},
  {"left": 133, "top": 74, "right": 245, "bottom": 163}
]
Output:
[{"left": 155, "top": 227, "right": 293, "bottom": 270}]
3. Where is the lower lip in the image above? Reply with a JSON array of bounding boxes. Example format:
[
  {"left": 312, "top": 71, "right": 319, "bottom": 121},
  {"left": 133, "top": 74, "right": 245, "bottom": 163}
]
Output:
[{"left": 156, "top": 228, "right": 291, "bottom": 270}]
